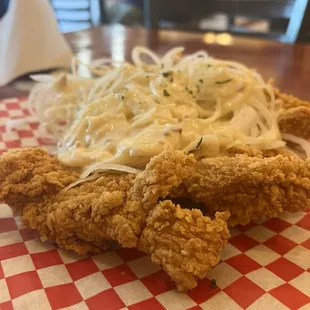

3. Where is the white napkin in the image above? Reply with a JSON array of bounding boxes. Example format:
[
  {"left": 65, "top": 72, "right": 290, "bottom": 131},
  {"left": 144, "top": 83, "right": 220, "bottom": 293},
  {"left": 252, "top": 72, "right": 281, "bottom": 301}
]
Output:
[{"left": 0, "top": 0, "right": 73, "bottom": 86}]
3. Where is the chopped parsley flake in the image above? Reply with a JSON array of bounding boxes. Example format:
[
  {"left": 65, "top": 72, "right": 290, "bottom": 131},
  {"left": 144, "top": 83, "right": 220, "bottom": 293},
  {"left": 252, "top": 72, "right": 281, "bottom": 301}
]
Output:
[
  {"left": 196, "top": 137, "right": 203, "bottom": 150},
  {"left": 215, "top": 79, "right": 232, "bottom": 85},
  {"left": 210, "top": 279, "right": 217, "bottom": 288},
  {"left": 163, "top": 89, "right": 171, "bottom": 96},
  {"left": 162, "top": 71, "right": 171, "bottom": 77},
  {"left": 185, "top": 87, "right": 195, "bottom": 96},
  {"left": 199, "top": 79, "right": 203, "bottom": 84},
  {"left": 121, "top": 96, "right": 125, "bottom": 100}
]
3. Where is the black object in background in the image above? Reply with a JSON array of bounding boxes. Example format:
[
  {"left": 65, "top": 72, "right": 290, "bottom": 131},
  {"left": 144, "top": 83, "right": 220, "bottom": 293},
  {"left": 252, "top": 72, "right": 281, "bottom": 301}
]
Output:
[
  {"left": 0, "top": 0, "right": 9, "bottom": 19},
  {"left": 143, "top": 0, "right": 309, "bottom": 43}
]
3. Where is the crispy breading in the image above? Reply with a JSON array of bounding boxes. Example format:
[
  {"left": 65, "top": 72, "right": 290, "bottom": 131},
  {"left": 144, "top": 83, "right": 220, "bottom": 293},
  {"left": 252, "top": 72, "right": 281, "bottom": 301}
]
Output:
[
  {"left": 2, "top": 147, "right": 310, "bottom": 233},
  {"left": 278, "top": 106, "right": 310, "bottom": 139},
  {"left": 272, "top": 85, "right": 310, "bottom": 139},
  {"left": 273, "top": 86, "right": 310, "bottom": 110},
  {"left": 227, "top": 145, "right": 293, "bottom": 158},
  {"left": 183, "top": 154, "right": 310, "bottom": 226},
  {"left": 0, "top": 148, "right": 78, "bottom": 213},
  {"left": 1, "top": 147, "right": 310, "bottom": 290},
  {"left": 21, "top": 173, "right": 135, "bottom": 254},
  {"left": 138, "top": 200, "right": 230, "bottom": 291},
  {"left": 144, "top": 150, "right": 310, "bottom": 226},
  {"left": 124, "top": 149, "right": 195, "bottom": 239},
  {"left": 0, "top": 148, "right": 78, "bottom": 197},
  {"left": 0, "top": 148, "right": 230, "bottom": 291}
]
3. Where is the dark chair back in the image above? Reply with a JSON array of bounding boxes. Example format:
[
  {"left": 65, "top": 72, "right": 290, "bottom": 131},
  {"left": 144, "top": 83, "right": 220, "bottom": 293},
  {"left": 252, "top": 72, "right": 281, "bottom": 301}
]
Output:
[
  {"left": 297, "top": 1, "right": 310, "bottom": 42},
  {"left": 143, "top": 0, "right": 309, "bottom": 43},
  {"left": 0, "top": 0, "right": 10, "bottom": 19}
]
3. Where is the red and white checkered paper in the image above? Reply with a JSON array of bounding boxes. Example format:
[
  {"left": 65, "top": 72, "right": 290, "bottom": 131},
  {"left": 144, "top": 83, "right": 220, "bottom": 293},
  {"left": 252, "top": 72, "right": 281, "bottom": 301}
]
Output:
[{"left": 0, "top": 98, "right": 310, "bottom": 310}]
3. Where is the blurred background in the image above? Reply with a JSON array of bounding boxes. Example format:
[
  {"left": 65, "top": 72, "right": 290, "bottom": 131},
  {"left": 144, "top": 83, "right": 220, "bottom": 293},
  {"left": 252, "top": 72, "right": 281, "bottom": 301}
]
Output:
[
  {"left": 0, "top": 0, "right": 309, "bottom": 98},
  {"left": 0, "top": 0, "right": 309, "bottom": 43},
  {"left": 46, "top": 0, "right": 309, "bottom": 43}
]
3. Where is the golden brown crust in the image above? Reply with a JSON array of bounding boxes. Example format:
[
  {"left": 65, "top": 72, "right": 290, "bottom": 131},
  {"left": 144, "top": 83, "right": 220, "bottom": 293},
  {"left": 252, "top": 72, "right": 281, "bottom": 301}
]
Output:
[
  {"left": 227, "top": 145, "right": 293, "bottom": 158},
  {"left": 0, "top": 148, "right": 230, "bottom": 291},
  {"left": 0, "top": 148, "right": 78, "bottom": 213},
  {"left": 278, "top": 106, "right": 310, "bottom": 139},
  {"left": 184, "top": 154, "right": 310, "bottom": 226},
  {"left": 2, "top": 147, "right": 310, "bottom": 236},
  {"left": 1, "top": 147, "right": 310, "bottom": 290},
  {"left": 0, "top": 148, "right": 78, "bottom": 197},
  {"left": 138, "top": 200, "right": 230, "bottom": 291},
  {"left": 147, "top": 150, "right": 310, "bottom": 226},
  {"left": 21, "top": 173, "right": 135, "bottom": 254},
  {"left": 272, "top": 85, "right": 310, "bottom": 139},
  {"left": 273, "top": 86, "right": 310, "bottom": 110}
]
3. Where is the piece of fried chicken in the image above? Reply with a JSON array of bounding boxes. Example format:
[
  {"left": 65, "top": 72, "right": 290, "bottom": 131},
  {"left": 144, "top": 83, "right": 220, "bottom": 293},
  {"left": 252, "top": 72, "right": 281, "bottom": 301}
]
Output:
[
  {"left": 0, "top": 147, "right": 230, "bottom": 291},
  {"left": 278, "top": 106, "right": 310, "bottom": 140},
  {"left": 2, "top": 147, "right": 310, "bottom": 289},
  {"left": 181, "top": 154, "right": 310, "bottom": 226},
  {"left": 0, "top": 148, "right": 79, "bottom": 214},
  {"left": 273, "top": 86, "right": 310, "bottom": 139},
  {"left": 139, "top": 200, "right": 230, "bottom": 291}
]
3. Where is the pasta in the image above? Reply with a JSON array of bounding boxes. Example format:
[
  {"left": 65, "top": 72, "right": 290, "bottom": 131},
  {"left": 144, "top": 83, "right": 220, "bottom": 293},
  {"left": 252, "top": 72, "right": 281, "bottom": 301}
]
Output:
[{"left": 27, "top": 46, "right": 309, "bottom": 178}]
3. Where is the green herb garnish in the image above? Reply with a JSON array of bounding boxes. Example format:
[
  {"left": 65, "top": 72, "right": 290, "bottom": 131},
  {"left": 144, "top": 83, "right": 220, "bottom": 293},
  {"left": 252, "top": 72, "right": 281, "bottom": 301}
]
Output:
[
  {"left": 196, "top": 137, "right": 203, "bottom": 150},
  {"left": 215, "top": 79, "right": 232, "bottom": 85},
  {"left": 162, "top": 71, "right": 171, "bottom": 78},
  {"left": 163, "top": 89, "right": 170, "bottom": 97},
  {"left": 121, "top": 96, "right": 125, "bottom": 100},
  {"left": 185, "top": 87, "right": 194, "bottom": 95},
  {"left": 210, "top": 279, "right": 217, "bottom": 288},
  {"left": 199, "top": 79, "right": 203, "bottom": 84}
]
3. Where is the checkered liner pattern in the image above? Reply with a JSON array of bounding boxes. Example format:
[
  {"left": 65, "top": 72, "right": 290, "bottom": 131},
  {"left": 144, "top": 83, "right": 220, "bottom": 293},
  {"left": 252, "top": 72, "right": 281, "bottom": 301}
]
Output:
[{"left": 0, "top": 98, "right": 310, "bottom": 310}]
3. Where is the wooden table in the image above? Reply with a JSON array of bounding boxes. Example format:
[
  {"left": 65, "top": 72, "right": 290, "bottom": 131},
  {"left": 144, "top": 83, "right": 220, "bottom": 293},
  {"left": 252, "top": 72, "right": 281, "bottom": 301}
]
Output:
[{"left": 1, "top": 25, "right": 309, "bottom": 100}]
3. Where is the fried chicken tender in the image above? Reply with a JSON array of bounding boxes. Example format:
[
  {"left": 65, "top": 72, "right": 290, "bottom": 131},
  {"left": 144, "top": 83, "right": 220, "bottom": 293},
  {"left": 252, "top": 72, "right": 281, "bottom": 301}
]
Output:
[
  {"left": 0, "top": 148, "right": 230, "bottom": 291},
  {"left": 182, "top": 154, "right": 310, "bottom": 226},
  {"left": 272, "top": 86, "right": 310, "bottom": 139},
  {"left": 21, "top": 173, "right": 135, "bottom": 254},
  {"left": 116, "top": 148, "right": 196, "bottom": 247},
  {"left": 278, "top": 106, "right": 310, "bottom": 139},
  {"left": 138, "top": 201, "right": 229, "bottom": 291},
  {"left": 0, "top": 148, "right": 78, "bottom": 212},
  {"left": 2, "top": 146, "right": 310, "bottom": 289},
  {"left": 149, "top": 150, "right": 310, "bottom": 226}
]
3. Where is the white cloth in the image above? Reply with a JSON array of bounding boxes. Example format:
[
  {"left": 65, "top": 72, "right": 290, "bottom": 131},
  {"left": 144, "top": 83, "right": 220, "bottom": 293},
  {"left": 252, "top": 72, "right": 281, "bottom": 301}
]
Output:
[{"left": 0, "top": 0, "right": 73, "bottom": 86}]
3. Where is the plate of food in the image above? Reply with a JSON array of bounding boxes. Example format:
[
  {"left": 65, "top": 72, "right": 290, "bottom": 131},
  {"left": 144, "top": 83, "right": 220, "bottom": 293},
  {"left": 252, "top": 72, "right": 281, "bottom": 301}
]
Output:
[{"left": 0, "top": 47, "right": 309, "bottom": 309}]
